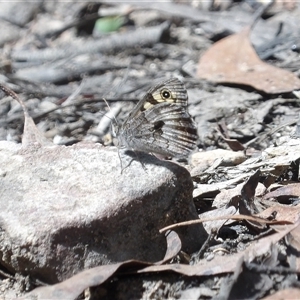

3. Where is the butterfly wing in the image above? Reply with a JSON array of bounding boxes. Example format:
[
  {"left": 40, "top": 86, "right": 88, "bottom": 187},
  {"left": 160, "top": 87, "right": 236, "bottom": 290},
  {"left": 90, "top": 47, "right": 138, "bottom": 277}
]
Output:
[
  {"left": 126, "top": 78, "right": 188, "bottom": 121},
  {"left": 117, "top": 78, "right": 197, "bottom": 157},
  {"left": 122, "top": 102, "right": 197, "bottom": 157}
]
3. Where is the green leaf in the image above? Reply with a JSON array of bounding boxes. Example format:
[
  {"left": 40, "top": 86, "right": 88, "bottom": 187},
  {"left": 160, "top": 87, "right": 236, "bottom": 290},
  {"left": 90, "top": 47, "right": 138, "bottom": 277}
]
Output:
[{"left": 94, "top": 16, "right": 125, "bottom": 33}]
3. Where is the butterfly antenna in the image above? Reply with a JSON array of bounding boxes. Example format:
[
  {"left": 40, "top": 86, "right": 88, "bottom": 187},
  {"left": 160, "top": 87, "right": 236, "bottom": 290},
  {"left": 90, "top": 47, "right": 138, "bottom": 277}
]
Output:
[{"left": 102, "top": 97, "right": 124, "bottom": 173}]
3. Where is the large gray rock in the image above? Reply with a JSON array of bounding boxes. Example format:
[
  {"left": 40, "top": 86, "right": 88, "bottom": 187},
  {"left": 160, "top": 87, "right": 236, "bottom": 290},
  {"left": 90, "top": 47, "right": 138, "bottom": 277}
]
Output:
[{"left": 0, "top": 141, "right": 205, "bottom": 284}]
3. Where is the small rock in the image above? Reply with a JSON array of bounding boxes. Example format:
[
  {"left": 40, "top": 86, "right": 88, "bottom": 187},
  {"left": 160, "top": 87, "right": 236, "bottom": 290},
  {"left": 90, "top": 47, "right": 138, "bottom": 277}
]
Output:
[{"left": 190, "top": 149, "right": 246, "bottom": 176}]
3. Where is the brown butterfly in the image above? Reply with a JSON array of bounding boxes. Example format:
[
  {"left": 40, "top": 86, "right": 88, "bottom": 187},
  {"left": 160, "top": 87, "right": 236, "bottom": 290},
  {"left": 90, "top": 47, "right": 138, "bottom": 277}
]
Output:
[{"left": 114, "top": 78, "right": 197, "bottom": 158}]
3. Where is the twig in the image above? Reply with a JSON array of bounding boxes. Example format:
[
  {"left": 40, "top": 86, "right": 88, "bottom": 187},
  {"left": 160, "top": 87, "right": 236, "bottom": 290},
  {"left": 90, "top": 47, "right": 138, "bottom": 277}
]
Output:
[{"left": 190, "top": 229, "right": 217, "bottom": 264}]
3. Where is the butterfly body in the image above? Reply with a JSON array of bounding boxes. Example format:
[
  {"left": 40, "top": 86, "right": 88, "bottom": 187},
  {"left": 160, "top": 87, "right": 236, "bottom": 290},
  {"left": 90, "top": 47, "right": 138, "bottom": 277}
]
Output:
[{"left": 116, "top": 78, "right": 197, "bottom": 158}]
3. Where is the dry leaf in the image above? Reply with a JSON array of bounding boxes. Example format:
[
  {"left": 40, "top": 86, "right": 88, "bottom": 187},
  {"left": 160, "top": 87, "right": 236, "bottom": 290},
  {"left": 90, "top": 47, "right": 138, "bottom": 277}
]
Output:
[
  {"left": 0, "top": 84, "right": 50, "bottom": 147},
  {"left": 197, "top": 26, "right": 300, "bottom": 94},
  {"left": 285, "top": 222, "right": 300, "bottom": 272},
  {"left": 258, "top": 204, "right": 300, "bottom": 224},
  {"left": 199, "top": 206, "right": 237, "bottom": 234},
  {"left": 263, "top": 183, "right": 300, "bottom": 202},
  {"left": 262, "top": 288, "right": 300, "bottom": 300},
  {"left": 144, "top": 221, "right": 300, "bottom": 276}
]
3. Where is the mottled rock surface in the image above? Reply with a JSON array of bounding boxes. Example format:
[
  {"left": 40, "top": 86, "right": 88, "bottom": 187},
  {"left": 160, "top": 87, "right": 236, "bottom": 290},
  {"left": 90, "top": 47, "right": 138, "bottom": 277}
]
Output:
[{"left": 0, "top": 141, "right": 204, "bottom": 284}]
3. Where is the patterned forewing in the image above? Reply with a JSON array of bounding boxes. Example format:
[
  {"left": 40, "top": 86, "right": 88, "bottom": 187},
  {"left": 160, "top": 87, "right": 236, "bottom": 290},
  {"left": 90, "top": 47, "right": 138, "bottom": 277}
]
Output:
[
  {"left": 117, "top": 78, "right": 197, "bottom": 157},
  {"left": 125, "top": 78, "right": 188, "bottom": 121},
  {"left": 122, "top": 103, "right": 197, "bottom": 157}
]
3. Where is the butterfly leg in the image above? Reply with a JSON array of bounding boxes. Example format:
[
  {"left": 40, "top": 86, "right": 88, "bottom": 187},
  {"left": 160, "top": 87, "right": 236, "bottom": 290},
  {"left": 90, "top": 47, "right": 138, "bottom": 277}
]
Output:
[
  {"left": 117, "top": 147, "right": 131, "bottom": 174},
  {"left": 127, "top": 150, "right": 148, "bottom": 172},
  {"left": 118, "top": 148, "right": 148, "bottom": 174},
  {"left": 132, "top": 150, "right": 148, "bottom": 172}
]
